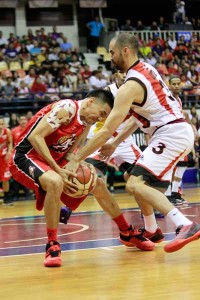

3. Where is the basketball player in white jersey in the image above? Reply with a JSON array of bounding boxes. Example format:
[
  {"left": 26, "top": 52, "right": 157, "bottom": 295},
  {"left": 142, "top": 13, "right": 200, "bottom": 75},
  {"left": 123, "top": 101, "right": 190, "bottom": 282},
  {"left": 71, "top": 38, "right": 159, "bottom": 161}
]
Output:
[
  {"left": 66, "top": 33, "right": 200, "bottom": 253},
  {"left": 165, "top": 75, "right": 196, "bottom": 205}
]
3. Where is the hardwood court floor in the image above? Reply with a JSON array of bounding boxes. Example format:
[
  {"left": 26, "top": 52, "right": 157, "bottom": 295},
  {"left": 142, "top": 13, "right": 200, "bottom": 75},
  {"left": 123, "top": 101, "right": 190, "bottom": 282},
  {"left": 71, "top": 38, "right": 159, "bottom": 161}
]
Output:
[{"left": 1, "top": 185, "right": 200, "bottom": 300}]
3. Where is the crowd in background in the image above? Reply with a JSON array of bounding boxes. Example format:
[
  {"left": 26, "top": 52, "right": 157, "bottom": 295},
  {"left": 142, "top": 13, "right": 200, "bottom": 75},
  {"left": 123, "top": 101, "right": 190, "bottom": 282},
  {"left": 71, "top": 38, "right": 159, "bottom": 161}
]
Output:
[{"left": 0, "top": 13, "right": 200, "bottom": 203}]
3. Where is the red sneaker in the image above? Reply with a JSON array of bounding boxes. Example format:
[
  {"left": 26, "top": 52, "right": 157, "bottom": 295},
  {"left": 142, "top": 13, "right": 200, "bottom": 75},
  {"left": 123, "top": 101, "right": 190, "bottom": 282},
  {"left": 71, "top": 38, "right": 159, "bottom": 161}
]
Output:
[
  {"left": 139, "top": 227, "right": 165, "bottom": 243},
  {"left": 164, "top": 222, "right": 200, "bottom": 253},
  {"left": 44, "top": 241, "right": 62, "bottom": 267},
  {"left": 120, "top": 225, "right": 155, "bottom": 251}
]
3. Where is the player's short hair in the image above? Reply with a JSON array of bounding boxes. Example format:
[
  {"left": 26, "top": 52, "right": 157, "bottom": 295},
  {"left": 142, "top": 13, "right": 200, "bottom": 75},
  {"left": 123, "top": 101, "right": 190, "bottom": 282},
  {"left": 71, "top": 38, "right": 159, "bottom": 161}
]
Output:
[
  {"left": 86, "top": 89, "right": 114, "bottom": 109},
  {"left": 111, "top": 32, "right": 140, "bottom": 53}
]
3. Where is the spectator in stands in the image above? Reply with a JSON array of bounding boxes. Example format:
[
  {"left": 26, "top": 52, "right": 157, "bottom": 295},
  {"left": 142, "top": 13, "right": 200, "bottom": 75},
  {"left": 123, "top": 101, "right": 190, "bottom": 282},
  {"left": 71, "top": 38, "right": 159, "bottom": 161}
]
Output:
[
  {"left": 135, "top": 20, "right": 145, "bottom": 31},
  {"left": 30, "top": 76, "right": 47, "bottom": 102},
  {"left": 120, "top": 19, "right": 134, "bottom": 31},
  {"left": 46, "top": 81, "right": 60, "bottom": 101},
  {"left": 167, "top": 34, "right": 177, "bottom": 51},
  {"left": 50, "top": 25, "right": 60, "bottom": 40},
  {"left": 41, "top": 53, "right": 52, "bottom": 72},
  {"left": 40, "top": 27, "right": 47, "bottom": 41},
  {"left": 4, "top": 42, "right": 20, "bottom": 67},
  {"left": 108, "top": 20, "right": 119, "bottom": 32},
  {"left": 158, "top": 16, "right": 169, "bottom": 30},
  {"left": 59, "top": 76, "right": 73, "bottom": 98},
  {"left": 18, "top": 43, "right": 31, "bottom": 63},
  {"left": 77, "top": 73, "right": 89, "bottom": 93},
  {"left": 173, "top": 44, "right": 188, "bottom": 62},
  {"left": 150, "top": 21, "right": 159, "bottom": 31},
  {"left": 1, "top": 77, "right": 16, "bottom": 102},
  {"left": 17, "top": 80, "right": 29, "bottom": 99},
  {"left": 9, "top": 112, "right": 19, "bottom": 129},
  {"left": 24, "top": 67, "right": 36, "bottom": 88},
  {"left": 27, "top": 28, "right": 36, "bottom": 42},
  {"left": 26, "top": 111, "right": 33, "bottom": 121},
  {"left": 49, "top": 60, "right": 60, "bottom": 79},
  {"left": 88, "top": 70, "right": 107, "bottom": 91},
  {"left": 86, "top": 16, "right": 104, "bottom": 53},
  {"left": 139, "top": 40, "right": 152, "bottom": 59},
  {"left": 145, "top": 52, "right": 158, "bottom": 67},
  {"left": 80, "top": 64, "right": 92, "bottom": 81},
  {"left": 152, "top": 38, "right": 165, "bottom": 60},
  {"left": 29, "top": 40, "right": 42, "bottom": 58},
  {"left": 48, "top": 47, "right": 59, "bottom": 61},
  {"left": 60, "top": 36, "right": 73, "bottom": 52},
  {"left": 173, "top": 0, "right": 186, "bottom": 24},
  {"left": 68, "top": 53, "right": 82, "bottom": 73}
]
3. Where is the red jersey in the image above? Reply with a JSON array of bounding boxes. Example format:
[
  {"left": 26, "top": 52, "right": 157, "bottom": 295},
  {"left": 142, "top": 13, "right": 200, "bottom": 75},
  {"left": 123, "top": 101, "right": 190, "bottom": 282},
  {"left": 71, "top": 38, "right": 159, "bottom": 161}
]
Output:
[
  {"left": 11, "top": 125, "right": 25, "bottom": 146},
  {"left": 0, "top": 127, "right": 9, "bottom": 157},
  {"left": 15, "top": 99, "right": 86, "bottom": 163}
]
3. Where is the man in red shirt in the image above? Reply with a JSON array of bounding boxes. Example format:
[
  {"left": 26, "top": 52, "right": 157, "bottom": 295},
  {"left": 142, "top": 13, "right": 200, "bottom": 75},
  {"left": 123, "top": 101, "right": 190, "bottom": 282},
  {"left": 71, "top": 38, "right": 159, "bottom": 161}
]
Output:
[
  {"left": 11, "top": 114, "right": 34, "bottom": 201},
  {"left": 0, "top": 117, "right": 13, "bottom": 205}
]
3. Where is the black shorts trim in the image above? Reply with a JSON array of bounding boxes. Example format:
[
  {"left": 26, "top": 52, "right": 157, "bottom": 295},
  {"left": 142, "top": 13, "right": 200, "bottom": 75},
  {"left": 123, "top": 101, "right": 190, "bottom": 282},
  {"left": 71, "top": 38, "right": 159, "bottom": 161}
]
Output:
[
  {"left": 85, "top": 158, "right": 107, "bottom": 175},
  {"left": 129, "top": 165, "right": 170, "bottom": 189}
]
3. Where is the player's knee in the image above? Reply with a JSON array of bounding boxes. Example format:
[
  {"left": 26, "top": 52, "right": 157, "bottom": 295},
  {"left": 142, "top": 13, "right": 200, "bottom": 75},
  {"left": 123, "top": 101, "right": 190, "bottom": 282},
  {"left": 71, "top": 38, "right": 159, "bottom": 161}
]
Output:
[
  {"left": 125, "top": 176, "right": 142, "bottom": 195},
  {"left": 46, "top": 174, "right": 63, "bottom": 193}
]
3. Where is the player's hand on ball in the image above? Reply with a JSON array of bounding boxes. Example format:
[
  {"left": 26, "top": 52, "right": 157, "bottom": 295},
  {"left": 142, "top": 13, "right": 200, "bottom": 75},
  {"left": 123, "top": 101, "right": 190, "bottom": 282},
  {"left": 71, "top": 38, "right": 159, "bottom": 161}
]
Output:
[
  {"left": 63, "top": 178, "right": 78, "bottom": 194},
  {"left": 98, "top": 143, "right": 116, "bottom": 160},
  {"left": 64, "top": 159, "right": 79, "bottom": 174}
]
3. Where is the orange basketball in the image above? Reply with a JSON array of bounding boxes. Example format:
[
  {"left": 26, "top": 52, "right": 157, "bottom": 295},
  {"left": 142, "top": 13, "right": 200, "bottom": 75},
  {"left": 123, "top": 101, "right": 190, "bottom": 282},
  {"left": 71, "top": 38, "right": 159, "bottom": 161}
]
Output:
[{"left": 65, "top": 163, "right": 97, "bottom": 198}]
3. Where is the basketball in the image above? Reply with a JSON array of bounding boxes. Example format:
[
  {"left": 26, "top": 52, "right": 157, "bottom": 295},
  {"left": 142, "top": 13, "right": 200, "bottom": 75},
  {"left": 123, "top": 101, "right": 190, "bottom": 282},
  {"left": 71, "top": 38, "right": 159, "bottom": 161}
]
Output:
[{"left": 64, "top": 162, "right": 97, "bottom": 198}]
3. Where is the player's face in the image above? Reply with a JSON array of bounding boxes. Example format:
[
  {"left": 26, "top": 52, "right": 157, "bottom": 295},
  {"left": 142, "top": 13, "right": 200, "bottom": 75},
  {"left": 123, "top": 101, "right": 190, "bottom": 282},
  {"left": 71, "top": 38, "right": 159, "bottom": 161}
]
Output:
[
  {"left": 169, "top": 78, "right": 181, "bottom": 95},
  {"left": 83, "top": 101, "right": 112, "bottom": 125},
  {"left": 19, "top": 116, "right": 28, "bottom": 128},
  {"left": 109, "top": 41, "right": 126, "bottom": 72}
]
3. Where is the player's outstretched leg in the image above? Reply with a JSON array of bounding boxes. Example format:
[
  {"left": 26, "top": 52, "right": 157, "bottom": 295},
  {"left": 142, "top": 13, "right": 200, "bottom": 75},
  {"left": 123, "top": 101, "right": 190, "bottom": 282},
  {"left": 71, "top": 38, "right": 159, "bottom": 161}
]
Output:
[{"left": 164, "top": 221, "right": 200, "bottom": 253}]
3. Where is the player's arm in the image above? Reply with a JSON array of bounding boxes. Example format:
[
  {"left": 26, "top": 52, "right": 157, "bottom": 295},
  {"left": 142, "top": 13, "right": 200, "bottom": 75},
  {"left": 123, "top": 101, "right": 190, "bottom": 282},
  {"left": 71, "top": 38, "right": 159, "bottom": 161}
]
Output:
[
  {"left": 112, "top": 117, "right": 138, "bottom": 147},
  {"left": 28, "top": 101, "right": 76, "bottom": 176},
  {"left": 64, "top": 125, "right": 92, "bottom": 161},
  {"left": 67, "top": 80, "right": 143, "bottom": 171},
  {"left": 99, "top": 117, "right": 138, "bottom": 159}
]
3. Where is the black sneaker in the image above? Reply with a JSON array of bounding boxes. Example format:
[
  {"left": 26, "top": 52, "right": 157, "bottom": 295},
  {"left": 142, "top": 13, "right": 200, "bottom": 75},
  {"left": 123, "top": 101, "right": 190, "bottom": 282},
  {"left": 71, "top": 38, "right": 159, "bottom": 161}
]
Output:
[
  {"left": 171, "top": 192, "right": 188, "bottom": 206},
  {"left": 167, "top": 195, "right": 182, "bottom": 206},
  {"left": 139, "top": 227, "right": 165, "bottom": 243},
  {"left": 120, "top": 225, "right": 155, "bottom": 251},
  {"left": 59, "top": 206, "right": 72, "bottom": 224}
]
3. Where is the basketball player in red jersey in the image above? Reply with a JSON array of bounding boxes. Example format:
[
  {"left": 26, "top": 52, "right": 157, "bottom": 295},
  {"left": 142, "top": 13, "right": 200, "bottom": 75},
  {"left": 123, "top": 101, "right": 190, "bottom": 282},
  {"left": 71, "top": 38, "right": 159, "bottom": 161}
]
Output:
[
  {"left": 0, "top": 117, "right": 13, "bottom": 205},
  {"left": 11, "top": 114, "right": 28, "bottom": 146},
  {"left": 9, "top": 90, "right": 114, "bottom": 267},
  {"left": 66, "top": 33, "right": 200, "bottom": 254},
  {"left": 9, "top": 90, "right": 155, "bottom": 268},
  {"left": 11, "top": 114, "right": 34, "bottom": 201}
]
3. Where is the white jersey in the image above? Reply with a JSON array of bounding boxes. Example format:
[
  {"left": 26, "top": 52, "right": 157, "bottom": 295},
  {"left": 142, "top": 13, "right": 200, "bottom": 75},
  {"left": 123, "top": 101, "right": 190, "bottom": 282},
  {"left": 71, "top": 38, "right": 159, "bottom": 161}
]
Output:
[
  {"left": 88, "top": 82, "right": 141, "bottom": 165},
  {"left": 126, "top": 60, "right": 184, "bottom": 135}
]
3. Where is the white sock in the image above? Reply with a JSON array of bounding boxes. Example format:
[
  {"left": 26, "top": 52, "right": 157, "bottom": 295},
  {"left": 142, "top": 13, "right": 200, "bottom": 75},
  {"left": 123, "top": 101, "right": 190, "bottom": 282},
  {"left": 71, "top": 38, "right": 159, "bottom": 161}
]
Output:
[
  {"left": 143, "top": 213, "right": 158, "bottom": 233},
  {"left": 165, "top": 184, "right": 171, "bottom": 196},
  {"left": 166, "top": 208, "right": 192, "bottom": 227},
  {"left": 171, "top": 181, "right": 180, "bottom": 193}
]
